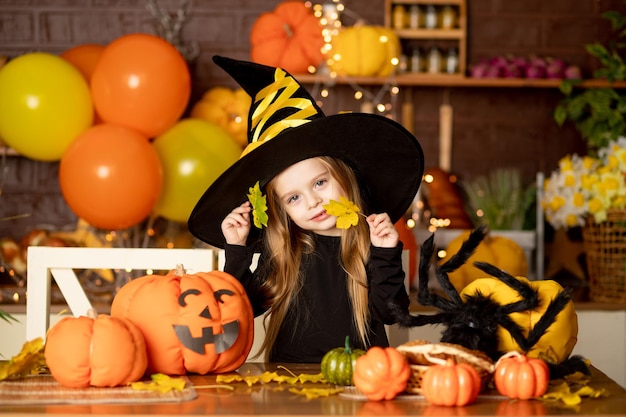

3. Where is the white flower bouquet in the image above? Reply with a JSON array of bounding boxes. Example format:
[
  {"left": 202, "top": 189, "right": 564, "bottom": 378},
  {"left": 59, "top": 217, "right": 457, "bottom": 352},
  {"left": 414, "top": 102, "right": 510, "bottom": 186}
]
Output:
[{"left": 542, "top": 137, "right": 626, "bottom": 229}]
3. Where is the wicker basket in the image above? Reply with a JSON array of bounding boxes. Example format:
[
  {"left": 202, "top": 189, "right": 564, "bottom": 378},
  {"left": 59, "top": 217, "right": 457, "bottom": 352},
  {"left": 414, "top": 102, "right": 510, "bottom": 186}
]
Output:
[{"left": 582, "top": 209, "right": 626, "bottom": 303}]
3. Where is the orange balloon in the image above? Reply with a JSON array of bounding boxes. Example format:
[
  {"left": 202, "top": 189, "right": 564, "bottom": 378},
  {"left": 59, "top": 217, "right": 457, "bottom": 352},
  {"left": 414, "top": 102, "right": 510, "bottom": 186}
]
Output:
[
  {"left": 61, "top": 44, "right": 106, "bottom": 124},
  {"left": 90, "top": 33, "right": 191, "bottom": 138},
  {"left": 60, "top": 44, "right": 105, "bottom": 81},
  {"left": 59, "top": 124, "right": 163, "bottom": 230}
]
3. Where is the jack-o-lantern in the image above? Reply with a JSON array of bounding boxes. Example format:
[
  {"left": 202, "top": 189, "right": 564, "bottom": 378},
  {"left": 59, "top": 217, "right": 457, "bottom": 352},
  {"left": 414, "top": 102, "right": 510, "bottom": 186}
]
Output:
[{"left": 111, "top": 265, "right": 254, "bottom": 375}]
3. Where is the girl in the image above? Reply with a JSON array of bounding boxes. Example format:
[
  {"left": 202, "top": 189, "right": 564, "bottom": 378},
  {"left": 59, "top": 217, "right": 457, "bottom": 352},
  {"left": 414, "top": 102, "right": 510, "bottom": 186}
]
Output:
[{"left": 188, "top": 56, "right": 424, "bottom": 362}]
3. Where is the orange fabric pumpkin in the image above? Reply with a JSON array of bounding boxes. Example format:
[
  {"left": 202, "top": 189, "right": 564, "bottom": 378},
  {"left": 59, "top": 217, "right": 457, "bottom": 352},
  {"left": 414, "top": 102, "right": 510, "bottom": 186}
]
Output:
[
  {"left": 250, "top": 1, "right": 324, "bottom": 74},
  {"left": 421, "top": 358, "right": 481, "bottom": 407},
  {"left": 494, "top": 351, "right": 550, "bottom": 399},
  {"left": 44, "top": 312, "right": 147, "bottom": 388},
  {"left": 190, "top": 86, "right": 251, "bottom": 148},
  {"left": 111, "top": 265, "right": 254, "bottom": 375},
  {"left": 352, "top": 346, "right": 411, "bottom": 401}
]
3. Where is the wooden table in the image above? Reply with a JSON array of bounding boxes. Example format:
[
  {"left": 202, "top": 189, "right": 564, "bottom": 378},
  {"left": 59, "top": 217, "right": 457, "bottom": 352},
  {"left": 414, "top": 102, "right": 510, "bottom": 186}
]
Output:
[{"left": 1, "top": 363, "right": 625, "bottom": 416}]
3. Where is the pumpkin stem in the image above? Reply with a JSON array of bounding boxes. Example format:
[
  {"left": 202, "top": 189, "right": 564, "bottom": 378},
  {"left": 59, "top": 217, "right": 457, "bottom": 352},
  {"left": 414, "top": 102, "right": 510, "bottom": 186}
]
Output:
[
  {"left": 495, "top": 350, "right": 525, "bottom": 368},
  {"left": 344, "top": 335, "right": 352, "bottom": 354},
  {"left": 282, "top": 23, "right": 294, "bottom": 38},
  {"left": 175, "top": 264, "right": 186, "bottom": 276},
  {"left": 86, "top": 308, "right": 98, "bottom": 319}
]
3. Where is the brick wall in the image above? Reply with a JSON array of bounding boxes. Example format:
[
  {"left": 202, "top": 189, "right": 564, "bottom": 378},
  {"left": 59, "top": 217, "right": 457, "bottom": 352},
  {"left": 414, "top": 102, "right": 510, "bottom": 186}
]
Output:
[{"left": 0, "top": 0, "right": 623, "bottom": 239}]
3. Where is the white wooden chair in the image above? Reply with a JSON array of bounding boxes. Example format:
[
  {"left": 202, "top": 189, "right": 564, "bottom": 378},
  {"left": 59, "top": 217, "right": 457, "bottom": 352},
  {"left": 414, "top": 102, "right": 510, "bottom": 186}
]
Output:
[{"left": 25, "top": 247, "right": 216, "bottom": 341}]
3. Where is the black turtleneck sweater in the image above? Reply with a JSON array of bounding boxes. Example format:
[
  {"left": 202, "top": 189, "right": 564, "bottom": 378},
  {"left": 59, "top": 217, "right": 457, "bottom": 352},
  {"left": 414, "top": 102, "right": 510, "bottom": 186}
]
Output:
[{"left": 223, "top": 234, "right": 408, "bottom": 363}]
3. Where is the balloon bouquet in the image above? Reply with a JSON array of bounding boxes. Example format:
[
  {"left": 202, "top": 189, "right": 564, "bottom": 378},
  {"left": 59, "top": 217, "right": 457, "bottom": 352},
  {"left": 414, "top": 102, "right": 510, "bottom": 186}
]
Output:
[{"left": 0, "top": 33, "right": 242, "bottom": 247}]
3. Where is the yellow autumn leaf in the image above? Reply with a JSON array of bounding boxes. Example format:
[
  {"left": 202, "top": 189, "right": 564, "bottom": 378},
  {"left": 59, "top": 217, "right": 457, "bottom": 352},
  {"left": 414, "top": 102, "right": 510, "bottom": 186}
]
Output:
[
  {"left": 247, "top": 181, "right": 268, "bottom": 229},
  {"left": 0, "top": 337, "right": 47, "bottom": 381},
  {"left": 323, "top": 196, "right": 361, "bottom": 229},
  {"left": 130, "top": 373, "right": 186, "bottom": 393},
  {"left": 541, "top": 376, "right": 608, "bottom": 406},
  {"left": 216, "top": 371, "right": 326, "bottom": 386},
  {"left": 289, "top": 387, "right": 343, "bottom": 399}
]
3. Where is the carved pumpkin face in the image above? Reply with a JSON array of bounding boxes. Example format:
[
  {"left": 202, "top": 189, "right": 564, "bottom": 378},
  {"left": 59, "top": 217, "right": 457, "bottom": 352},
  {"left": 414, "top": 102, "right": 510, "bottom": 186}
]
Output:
[{"left": 111, "top": 267, "right": 254, "bottom": 375}]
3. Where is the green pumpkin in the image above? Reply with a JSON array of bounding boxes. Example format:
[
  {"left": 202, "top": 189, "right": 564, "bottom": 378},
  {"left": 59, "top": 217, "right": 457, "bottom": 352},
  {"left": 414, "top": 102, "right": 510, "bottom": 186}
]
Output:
[{"left": 321, "top": 336, "right": 366, "bottom": 386}]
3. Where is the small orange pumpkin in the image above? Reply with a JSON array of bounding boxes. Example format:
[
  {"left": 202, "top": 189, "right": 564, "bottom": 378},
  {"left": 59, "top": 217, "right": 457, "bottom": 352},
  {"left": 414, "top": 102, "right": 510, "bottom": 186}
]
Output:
[
  {"left": 190, "top": 86, "right": 251, "bottom": 148},
  {"left": 494, "top": 351, "right": 550, "bottom": 399},
  {"left": 352, "top": 346, "right": 411, "bottom": 401},
  {"left": 250, "top": 1, "right": 324, "bottom": 74},
  {"left": 111, "top": 265, "right": 254, "bottom": 375},
  {"left": 44, "top": 311, "right": 147, "bottom": 388},
  {"left": 421, "top": 358, "right": 481, "bottom": 407}
]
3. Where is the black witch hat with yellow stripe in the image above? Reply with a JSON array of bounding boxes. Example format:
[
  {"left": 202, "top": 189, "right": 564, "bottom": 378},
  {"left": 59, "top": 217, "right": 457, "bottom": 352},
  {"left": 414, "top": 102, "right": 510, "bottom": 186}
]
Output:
[{"left": 188, "top": 55, "right": 424, "bottom": 248}]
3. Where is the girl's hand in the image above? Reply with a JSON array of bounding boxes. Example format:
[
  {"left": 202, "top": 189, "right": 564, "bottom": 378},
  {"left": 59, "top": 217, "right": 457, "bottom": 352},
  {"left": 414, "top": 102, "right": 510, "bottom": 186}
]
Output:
[
  {"left": 221, "top": 201, "right": 252, "bottom": 246},
  {"left": 366, "top": 213, "right": 399, "bottom": 248}
]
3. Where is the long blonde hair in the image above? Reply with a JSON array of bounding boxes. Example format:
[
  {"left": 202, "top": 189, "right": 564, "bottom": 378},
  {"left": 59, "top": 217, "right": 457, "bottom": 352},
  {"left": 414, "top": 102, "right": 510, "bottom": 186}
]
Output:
[{"left": 256, "top": 156, "right": 371, "bottom": 361}]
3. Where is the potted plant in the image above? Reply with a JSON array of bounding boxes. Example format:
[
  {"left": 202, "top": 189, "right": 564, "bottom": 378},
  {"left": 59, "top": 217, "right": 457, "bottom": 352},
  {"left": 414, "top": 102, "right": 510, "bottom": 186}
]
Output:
[{"left": 554, "top": 5, "right": 626, "bottom": 151}]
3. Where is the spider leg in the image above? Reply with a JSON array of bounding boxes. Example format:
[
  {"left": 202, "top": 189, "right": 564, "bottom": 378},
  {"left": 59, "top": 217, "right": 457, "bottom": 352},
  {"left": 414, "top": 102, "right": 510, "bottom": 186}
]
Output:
[
  {"left": 439, "top": 225, "right": 489, "bottom": 275},
  {"left": 388, "top": 234, "right": 460, "bottom": 328},
  {"left": 417, "top": 234, "right": 460, "bottom": 310},
  {"left": 473, "top": 262, "right": 572, "bottom": 354},
  {"left": 473, "top": 261, "right": 539, "bottom": 314},
  {"left": 388, "top": 301, "right": 457, "bottom": 328},
  {"left": 519, "top": 290, "right": 572, "bottom": 350}
]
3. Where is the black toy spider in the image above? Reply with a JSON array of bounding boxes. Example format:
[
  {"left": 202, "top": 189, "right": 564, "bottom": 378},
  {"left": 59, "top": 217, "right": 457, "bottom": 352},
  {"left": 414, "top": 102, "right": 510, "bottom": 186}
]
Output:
[{"left": 391, "top": 226, "right": 588, "bottom": 377}]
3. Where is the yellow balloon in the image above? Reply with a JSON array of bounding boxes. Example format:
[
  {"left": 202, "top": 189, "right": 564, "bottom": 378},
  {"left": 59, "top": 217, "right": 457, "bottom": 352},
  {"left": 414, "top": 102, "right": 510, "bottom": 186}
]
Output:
[
  {"left": 153, "top": 119, "right": 241, "bottom": 223},
  {"left": 0, "top": 53, "right": 93, "bottom": 161}
]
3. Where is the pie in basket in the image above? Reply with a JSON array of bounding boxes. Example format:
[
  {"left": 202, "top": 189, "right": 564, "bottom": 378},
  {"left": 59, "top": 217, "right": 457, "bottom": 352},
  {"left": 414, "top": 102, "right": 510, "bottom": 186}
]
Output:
[{"left": 396, "top": 340, "right": 495, "bottom": 394}]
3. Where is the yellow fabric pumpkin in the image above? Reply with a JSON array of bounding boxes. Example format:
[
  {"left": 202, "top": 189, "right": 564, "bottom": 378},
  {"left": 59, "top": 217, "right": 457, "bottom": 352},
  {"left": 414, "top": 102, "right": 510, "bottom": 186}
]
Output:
[
  {"left": 460, "top": 277, "right": 578, "bottom": 364},
  {"left": 191, "top": 87, "right": 251, "bottom": 148},
  {"left": 329, "top": 25, "right": 400, "bottom": 77},
  {"left": 441, "top": 231, "right": 528, "bottom": 292}
]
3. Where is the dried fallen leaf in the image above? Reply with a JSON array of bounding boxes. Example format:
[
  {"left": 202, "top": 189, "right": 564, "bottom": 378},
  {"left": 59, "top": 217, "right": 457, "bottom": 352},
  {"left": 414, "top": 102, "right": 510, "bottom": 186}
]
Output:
[
  {"left": 541, "top": 375, "right": 608, "bottom": 406},
  {"left": 289, "top": 387, "right": 344, "bottom": 399},
  {"left": 130, "top": 373, "right": 186, "bottom": 393},
  {"left": 323, "top": 196, "right": 361, "bottom": 229},
  {"left": 247, "top": 181, "right": 268, "bottom": 229},
  {"left": 0, "top": 337, "right": 47, "bottom": 381},
  {"left": 216, "top": 370, "right": 326, "bottom": 387}
]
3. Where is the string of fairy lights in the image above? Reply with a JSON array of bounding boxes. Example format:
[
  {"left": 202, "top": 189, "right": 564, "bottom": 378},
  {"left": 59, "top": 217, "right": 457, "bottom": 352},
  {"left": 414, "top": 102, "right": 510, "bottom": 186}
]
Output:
[{"left": 308, "top": 0, "right": 401, "bottom": 119}]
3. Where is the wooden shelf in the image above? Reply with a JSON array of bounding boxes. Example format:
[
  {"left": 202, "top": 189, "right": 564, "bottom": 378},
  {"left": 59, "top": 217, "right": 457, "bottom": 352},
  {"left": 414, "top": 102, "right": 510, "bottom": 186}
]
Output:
[
  {"left": 385, "top": 0, "right": 467, "bottom": 75},
  {"left": 394, "top": 28, "right": 464, "bottom": 40},
  {"left": 295, "top": 73, "right": 626, "bottom": 88},
  {"left": 0, "top": 146, "right": 19, "bottom": 156}
]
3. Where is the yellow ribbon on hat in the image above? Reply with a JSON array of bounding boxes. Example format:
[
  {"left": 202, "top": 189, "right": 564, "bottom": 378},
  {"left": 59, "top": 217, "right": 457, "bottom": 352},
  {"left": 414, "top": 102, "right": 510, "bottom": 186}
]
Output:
[{"left": 241, "top": 68, "right": 318, "bottom": 158}]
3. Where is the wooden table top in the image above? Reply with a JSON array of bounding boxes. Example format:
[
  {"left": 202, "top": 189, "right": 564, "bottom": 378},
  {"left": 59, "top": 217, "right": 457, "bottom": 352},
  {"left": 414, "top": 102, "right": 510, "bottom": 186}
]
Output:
[{"left": 1, "top": 363, "right": 625, "bottom": 416}]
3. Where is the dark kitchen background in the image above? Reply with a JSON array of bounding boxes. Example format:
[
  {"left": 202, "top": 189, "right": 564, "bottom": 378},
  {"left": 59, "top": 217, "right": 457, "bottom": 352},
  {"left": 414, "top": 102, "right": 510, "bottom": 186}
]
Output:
[{"left": 0, "top": 0, "right": 621, "bottom": 240}]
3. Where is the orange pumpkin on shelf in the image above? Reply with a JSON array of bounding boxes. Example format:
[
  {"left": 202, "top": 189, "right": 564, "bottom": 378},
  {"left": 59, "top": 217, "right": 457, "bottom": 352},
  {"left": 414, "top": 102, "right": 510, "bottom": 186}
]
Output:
[
  {"left": 44, "top": 311, "right": 147, "bottom": 388},
  {"left": 111, "top": 265, "right": 254, "bottom": 375},
  {"left": 190, "top": 86, "right": 251, "bottom": 148},
  {"left": 250, "top": 1, "right": 324, "bottom": 74}
]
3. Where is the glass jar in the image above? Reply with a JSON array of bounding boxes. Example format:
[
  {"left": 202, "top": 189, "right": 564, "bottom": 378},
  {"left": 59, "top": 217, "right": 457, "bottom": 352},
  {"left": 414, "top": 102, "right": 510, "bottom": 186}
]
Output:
[
  {"left": 409, "top": 5, "right": 422, "bottom": 29},
  {"left": 424, "top": 5, "right": 438, "bottom": 29},
  {"left": 410, "top": 48, "right": 423, "bottom": 73},
  {"left": 427, "top": 46, "right": 442, "bottom": 73},
  {"left": 393, "top": 5, "right": 406, "bottom": 29},
  {"left": 441, "top": 5, "right": 457, "bottom": 29},
  {"left": 445, "top": 48, "right": 459, "bottom": 74}
]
